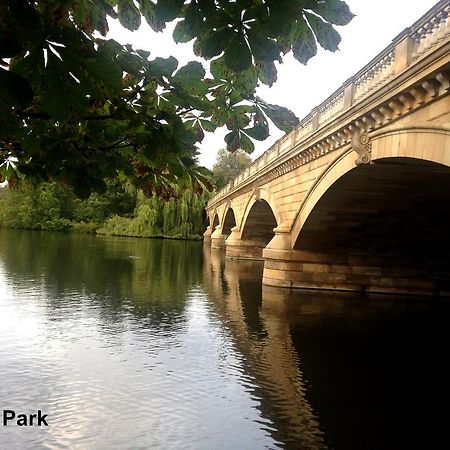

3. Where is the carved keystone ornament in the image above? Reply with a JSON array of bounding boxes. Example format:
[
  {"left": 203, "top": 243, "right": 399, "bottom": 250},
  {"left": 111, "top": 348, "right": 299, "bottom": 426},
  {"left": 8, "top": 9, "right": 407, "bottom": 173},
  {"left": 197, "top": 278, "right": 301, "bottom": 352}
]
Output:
[{"left": 352, "top": 131, "right": 372, "bottom": 165}]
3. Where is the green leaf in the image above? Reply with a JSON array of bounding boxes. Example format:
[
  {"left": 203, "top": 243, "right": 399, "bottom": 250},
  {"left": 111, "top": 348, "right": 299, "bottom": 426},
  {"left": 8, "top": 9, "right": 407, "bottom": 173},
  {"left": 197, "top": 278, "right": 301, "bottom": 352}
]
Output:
[
  {"left": 256, "top": 60, "right": 277, "bottom": 86},
  {"left": 118, "top": 0, "right": 142, "bottom": 31},
  {"left": 243, "top": 124, "right": 269, "bottom": 141},
  {"left": 211, "top": 108, "right": 229, "bottom": 126},
  {"left": 265, "top": 0, "right": 300, "bottom": 36},
  {"left": 0, "top": 68, "right": 33, "bottom": 110},
  {"left": 117, "top": 52, "right": 143, "bottom": 76},
  {"left": 155, "top": 0, "right": 184, "bottom": 22},
  {"left": 200, "top": 119, "right": 217, "bottom": 132},
  {"left": 224, "top": 129, "right": 240, "bottom": 152},
  {"left": 247, "top": 29, "right": 281, "bottom": 63},
  {"left": 292, "top": 17, "right": 317, "bottom": 65},
  {"left": 260, "top": 103, "right": 299, "bottom": 133},
  {"left": 180, "top": 1, "right": 204, "bottom": 37},
  {"left": 10, "top": 47, "right": 44, "bottom": 82},
  {"left": 173, "top": 120, "right": 197, "bottom": 147},
  {"left": 173, "top": 61, "right": 208, "bottom": 96},
  {"left": 57, "top": 42, "right": 122, "bottom": 98},
  {"left": 136, "top": 49, "right": 151, "bottom": 60},
  {"left": 22, "top": 132, "right": 42, "bottom": 154},
  {"left": 233, "top": 66, "right": 258, "bottom": 96},
  {"left": 104, "top": 125, "right": 121, "bottom": 142},
  {"left": 148, "top": 56, "right": 178, "bottom": 78},
  {"left": 197, "top": 0, "right": 216, "bottom": 15},
  {"left": 171, "top": 89, "right": 210, "bottom": 111},
  {"left": 42, "top": 53, "right": 88, "bottom": 121},
  {"left": 224, "top": 33, "right": 252, "bottom": 73},
  {"left": 236, "top": 0, "right": 253, "bottom": 8},
  {"left": 305, "top": 12, "right": 341, "bottom": 52},
  {"left": 135, "top": 131, "right": 155, "bottom": 145},
  {"left": 173, "top": 20, "right": 195, "bottom": 43},
  {"left": 311, "top": 0, "right": 355, "bottom": 26},
  {"left": 228, "top": 105, "right": 252, "bottom": 129},
  {"left": 174, "top": 61, "right": 206, "bottom": 83},
  {"left": 85, "top": 52, "right": 123, "bottom": 91},
  {"left": 210, "top": 57, "right": 232, "bottom": 80},
  {"left": 140, "top": 0, "right": 165, "bottom": 32},
  {"left": 193, "top": 28, "right": 233, "bottom": 59},
  {"left": 239, "top": 132, "right": 255, "bottom": 153}
]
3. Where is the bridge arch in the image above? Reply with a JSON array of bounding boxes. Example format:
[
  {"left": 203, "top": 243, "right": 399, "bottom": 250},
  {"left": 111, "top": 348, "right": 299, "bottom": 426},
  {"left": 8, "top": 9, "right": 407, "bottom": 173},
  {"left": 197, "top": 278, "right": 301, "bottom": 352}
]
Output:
[
  {"left": 291, "top": 127, "right": 450, "bottom": 248},
  {"left": 277, "top": 127, "right": 450, "bottom": 294},
  {"left": 210, "top": 207, "right": 235, "bottom": 248},
  {"left": 221, "top": 206, "right": 236, "bottom": 236},
  {"left": 224, "top": 191, "right": 279, "bottom": 260},
  {"left": 241, "top": 199, "right": 278, "bottom": 246},
  {"left": 211, "top": 212, "right": 219, "bottom": 230},
  {"left": 239, "top": 188, "right": 280, "bottom": 235}
]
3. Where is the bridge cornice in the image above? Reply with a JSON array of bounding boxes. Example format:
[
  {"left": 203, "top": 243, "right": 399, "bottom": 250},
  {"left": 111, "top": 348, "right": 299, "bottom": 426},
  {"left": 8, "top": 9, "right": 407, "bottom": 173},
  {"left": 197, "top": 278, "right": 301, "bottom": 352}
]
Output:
[{"left": 207, "top": 0, "right": 450, "bottom": 211}]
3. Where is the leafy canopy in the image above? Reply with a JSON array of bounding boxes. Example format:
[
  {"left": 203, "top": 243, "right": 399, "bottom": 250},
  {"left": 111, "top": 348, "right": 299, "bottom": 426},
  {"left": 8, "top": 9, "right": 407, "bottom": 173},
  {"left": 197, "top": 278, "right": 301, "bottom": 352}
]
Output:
[
  {"left": 0, "top": 0, "right": 354, "bottom": 198},
  {"left": 212, "top": 148, "right": 252, "bottom": 190}
]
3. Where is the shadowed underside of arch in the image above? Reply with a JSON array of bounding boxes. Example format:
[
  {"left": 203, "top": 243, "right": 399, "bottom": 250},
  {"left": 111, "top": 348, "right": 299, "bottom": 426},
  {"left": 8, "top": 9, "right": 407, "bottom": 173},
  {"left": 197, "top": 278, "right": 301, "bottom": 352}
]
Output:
[
  {"left": 295, "top": 158, "right": 450, "bottom": 257},
  {"left": 265, "top": 157, "right": 450, "bottom": 295},
  {"left": 222, "top": 208, "right": 236, "bottom": 236},
  {"left": 212, "top": 214, "right": 219, "bottom": 230},
  {"left": 226, "top": 200, "right": 278, "bottom": 260},
  {"left": 210, "top": 208, "right": 236, "bottom": 249},
  {"left": 242, "top": 200, "right": 277, "bottom": 244}
]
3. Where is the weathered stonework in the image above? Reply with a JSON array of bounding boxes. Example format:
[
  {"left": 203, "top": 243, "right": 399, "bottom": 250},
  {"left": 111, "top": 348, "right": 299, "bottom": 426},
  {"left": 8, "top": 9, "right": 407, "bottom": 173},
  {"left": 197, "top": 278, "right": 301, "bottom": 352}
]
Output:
[{"left": 205, "top": 1, "right": 450, "bottom": 297}]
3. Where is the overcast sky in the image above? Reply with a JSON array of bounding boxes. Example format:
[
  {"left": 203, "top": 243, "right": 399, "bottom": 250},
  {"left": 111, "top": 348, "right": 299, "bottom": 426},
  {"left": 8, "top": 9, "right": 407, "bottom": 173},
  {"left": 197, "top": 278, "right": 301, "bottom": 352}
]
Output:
[{"left": 108, "top": 0, "right": 440, "bottom": 169}]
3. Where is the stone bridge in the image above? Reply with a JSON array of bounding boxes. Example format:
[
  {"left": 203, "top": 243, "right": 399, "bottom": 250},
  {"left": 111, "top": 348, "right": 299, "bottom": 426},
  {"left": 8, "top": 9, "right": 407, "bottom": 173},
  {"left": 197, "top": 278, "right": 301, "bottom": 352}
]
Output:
[{"left": 205, "top": 0, "right": 450, "bottom": 297}]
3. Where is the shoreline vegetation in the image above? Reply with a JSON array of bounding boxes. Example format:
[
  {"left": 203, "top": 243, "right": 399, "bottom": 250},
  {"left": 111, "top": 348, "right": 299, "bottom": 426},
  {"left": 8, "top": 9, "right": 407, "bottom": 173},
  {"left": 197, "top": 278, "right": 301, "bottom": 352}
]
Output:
[{"left": 0, "top": 182, "right": 209, "bottom": 240}]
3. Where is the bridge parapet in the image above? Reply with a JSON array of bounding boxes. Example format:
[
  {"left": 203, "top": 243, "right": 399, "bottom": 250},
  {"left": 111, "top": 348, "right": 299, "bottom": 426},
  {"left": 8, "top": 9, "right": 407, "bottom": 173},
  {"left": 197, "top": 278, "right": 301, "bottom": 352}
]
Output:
[{"left": 208, "top": 0, "right": 450, "bottom": 209}]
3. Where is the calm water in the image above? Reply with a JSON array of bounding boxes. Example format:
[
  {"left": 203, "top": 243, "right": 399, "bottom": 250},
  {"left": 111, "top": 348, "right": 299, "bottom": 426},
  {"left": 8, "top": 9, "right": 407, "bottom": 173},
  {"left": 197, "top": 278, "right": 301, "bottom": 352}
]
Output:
[{"left": 0, "top": 229, "right": 449, "bottom": 450}]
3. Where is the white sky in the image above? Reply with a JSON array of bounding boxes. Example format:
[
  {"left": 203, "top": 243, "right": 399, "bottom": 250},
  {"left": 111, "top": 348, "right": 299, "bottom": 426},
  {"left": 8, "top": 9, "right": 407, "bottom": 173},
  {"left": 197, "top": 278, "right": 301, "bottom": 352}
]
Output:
[{"left": 108, "top": 0, "right": 440, "bottom": 169}]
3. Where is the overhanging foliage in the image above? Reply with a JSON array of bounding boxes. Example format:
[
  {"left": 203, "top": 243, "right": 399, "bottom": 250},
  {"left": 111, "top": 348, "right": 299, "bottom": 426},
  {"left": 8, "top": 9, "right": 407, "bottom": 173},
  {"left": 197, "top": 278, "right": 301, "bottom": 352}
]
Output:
[{"left": 0, "top": 0, "right": 353, "bottom": 197}]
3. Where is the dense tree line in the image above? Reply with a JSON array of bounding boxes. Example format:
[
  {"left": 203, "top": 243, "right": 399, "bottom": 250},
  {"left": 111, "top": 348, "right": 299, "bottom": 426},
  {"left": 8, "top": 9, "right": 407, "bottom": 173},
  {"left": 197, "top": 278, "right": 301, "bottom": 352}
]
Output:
[
  {"left": 0, "top": 181, "right": 208, "bottom": 239},
  {"left": 0, "top": 146, "right": 256, "bottom": 239}
]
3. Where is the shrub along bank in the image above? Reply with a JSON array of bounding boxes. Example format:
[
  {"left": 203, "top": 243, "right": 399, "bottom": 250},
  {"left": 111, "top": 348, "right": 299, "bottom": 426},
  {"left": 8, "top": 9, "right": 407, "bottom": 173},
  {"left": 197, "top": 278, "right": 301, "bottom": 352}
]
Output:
[{"left": 0, "top": 182, "right": 208, "bottom": 240}]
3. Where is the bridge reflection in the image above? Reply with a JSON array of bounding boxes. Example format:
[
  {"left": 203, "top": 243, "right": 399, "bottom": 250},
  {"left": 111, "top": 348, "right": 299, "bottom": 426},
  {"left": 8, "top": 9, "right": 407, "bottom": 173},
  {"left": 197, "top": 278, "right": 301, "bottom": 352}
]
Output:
[
  {"left": 202, "top": 243, "right": 450, "bottom": 449},
  {"left": 203, "top": 244, "right": 326, "bottom": 449}
]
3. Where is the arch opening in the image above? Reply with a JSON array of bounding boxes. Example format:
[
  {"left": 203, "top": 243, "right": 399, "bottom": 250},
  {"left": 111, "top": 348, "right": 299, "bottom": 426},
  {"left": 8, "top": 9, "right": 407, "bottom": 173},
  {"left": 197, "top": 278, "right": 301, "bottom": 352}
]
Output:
[
  {"left": 242, "top": 199, "right": 277, "bottom": 247},
  {"left": 222, "top": 208, "right": 236, "bottom": 236},
  {"left": 293, "top": 157, "right": 450, "bottom": 294},
  {"left": 212, "top": 214, "right": 219, "bottom": 230}
]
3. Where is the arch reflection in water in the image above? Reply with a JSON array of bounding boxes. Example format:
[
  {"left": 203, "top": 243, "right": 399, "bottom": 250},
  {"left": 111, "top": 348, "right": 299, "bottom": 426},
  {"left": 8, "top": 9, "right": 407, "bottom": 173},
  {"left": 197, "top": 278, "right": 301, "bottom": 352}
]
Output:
[
  {"left": 203, "top": 243, "right": 450, "bottom": 450},
  {"left": 203, "top": 244, "right": 326, "bottom": 449}
]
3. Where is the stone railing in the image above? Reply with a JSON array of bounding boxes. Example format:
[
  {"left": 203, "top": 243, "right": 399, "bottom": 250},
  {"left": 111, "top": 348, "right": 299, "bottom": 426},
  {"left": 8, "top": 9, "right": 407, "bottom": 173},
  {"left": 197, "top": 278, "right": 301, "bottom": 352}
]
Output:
[{"left": 208, "top": 0, "right": 450, "bottom": 206}]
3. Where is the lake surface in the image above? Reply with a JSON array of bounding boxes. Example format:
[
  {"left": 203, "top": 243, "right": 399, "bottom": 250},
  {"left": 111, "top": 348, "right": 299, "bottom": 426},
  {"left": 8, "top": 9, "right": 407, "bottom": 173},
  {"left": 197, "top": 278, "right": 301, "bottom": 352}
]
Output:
[{"left": 0, "top": 229, "right": 449, "bottom": 449}]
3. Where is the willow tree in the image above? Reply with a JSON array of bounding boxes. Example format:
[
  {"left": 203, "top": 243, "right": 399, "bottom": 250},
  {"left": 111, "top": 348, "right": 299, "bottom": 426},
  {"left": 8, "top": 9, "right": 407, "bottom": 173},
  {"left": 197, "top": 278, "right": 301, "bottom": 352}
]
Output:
[
  {"left": 0, "top": 1, "right": 354, "bottom": 198},
  {"left": 100, "top": 187, "right": 209, "bottom": 238}
]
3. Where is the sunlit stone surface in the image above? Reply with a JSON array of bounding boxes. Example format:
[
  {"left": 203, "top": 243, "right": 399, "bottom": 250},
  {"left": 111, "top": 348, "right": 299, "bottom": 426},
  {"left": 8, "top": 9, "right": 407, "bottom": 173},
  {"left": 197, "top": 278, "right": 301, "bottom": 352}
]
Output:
[{"left": 206, "top": 1, "right": 450, "bottom": 296}]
